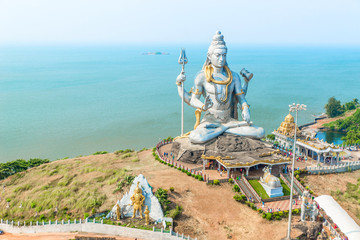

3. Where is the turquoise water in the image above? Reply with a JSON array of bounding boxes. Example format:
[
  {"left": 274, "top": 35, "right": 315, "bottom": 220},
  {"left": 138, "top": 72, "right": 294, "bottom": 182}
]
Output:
[
  {"left": 316, "top": 131, "right": 346, "bottom": 145},
  {"left": 1, "top": 45, "right": 360, "bottom": 162}
]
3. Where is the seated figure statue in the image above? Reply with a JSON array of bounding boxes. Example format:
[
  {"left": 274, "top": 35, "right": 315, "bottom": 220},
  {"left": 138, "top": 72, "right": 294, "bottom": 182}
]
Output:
[{"left": 176, "top": 31, "right": 265, "bottom": 144}]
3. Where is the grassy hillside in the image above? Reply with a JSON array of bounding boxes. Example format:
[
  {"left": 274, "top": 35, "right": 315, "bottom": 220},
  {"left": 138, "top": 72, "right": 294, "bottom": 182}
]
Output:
[{"left": 0, "top": 150, "right": 140, "bottom": 222}]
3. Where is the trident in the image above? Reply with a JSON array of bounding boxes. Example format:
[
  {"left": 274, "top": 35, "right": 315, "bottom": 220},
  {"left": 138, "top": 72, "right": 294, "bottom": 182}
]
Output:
[{"left": 178, "top": 49, "right": 188, "bottom": 136}]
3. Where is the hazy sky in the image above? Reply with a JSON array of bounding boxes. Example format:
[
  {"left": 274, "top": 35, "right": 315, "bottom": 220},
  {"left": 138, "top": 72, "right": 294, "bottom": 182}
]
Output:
[{"left": 1, "top": 0, "right": 359, "bottom": 45}]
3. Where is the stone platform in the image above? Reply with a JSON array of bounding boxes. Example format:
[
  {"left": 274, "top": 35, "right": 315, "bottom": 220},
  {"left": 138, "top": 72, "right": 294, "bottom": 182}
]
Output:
[{"left": 171, "top": 134, "right": 291, "bottom": 168}]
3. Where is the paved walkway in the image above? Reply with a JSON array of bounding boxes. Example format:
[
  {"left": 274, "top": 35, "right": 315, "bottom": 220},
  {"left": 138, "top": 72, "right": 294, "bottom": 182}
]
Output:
[{"left": 256, "top": 198, "right": 302, "bottom": 212}]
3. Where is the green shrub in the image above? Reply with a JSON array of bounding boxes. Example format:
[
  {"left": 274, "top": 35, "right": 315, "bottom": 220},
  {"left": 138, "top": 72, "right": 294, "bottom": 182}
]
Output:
[
  {"left": 233, "top": 194, "right": 246, "bottom": 203},
  {"left": 265, "top": 213, "right": 272, "bottom": 221},
  {"left": 93, "top": 151, "right": 108, "bottom": 155},
  {"left": 213, "top": 179, "right": 220, "bottom": 185},
  {"left": 292, "top": 209, "right": 300, "bottom": 214},
  {"left": 169, "top": 187, "right": 175, "bottom": 192},
  {"left": 228, "top": 178, "right": 234, "bottom": 184},
  {"left": 275, "top": 216, "right": 281, "bottom": 220},
  {"left": 30, "top": 202, "right": 36, "bottom": 208},
  {"left": 198, "top": 176, "right": 203, "bottom": 181},
  {"left": 233, "top": 185, "right": 240, "bottom": 192},
  {"left": 167, "top": 205, "right": 182, "bottom": 219},
  {"left": 262, "top": 213, "right": 266, "bottom": 218},
  {"left": 84, "top": 213, "right": 89, "bottom": 219},
  {"left": 186, "top": 172, "right": 191, "bottom": 176}
]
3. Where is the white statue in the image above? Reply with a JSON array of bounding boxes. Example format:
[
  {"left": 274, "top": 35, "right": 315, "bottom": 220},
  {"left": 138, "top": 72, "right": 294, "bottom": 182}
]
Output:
[
  {"left": 260, "top": 166, "right": 281, "bottom": 188},
  {"left": 259, "top": 166, "right": 283, "bottom": 198},
  {"left": 301, "top": 190, "right": 317, "bottom": 222},
  {"left": 176, "top": 31, "right": 265, "bottom": 144}
]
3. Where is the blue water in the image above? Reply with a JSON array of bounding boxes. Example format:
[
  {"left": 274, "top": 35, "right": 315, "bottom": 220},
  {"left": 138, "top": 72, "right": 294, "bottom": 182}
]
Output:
[
  {"left": 316, "top": 131, "right": 346, "bottom": 145},
  {"left": 1, "top": 45, "right": 360, "bottom": 162}
]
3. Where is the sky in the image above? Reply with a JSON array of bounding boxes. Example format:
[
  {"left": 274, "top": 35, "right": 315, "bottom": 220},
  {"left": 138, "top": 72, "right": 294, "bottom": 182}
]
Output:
[{"left": 0, "top": 0, "right": 359, "bottom": 45}]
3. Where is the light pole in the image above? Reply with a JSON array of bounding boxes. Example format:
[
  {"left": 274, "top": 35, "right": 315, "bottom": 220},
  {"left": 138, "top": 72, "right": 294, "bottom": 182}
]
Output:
[{"left": 287, "top": 103, "right": 306, "bottom": 240}]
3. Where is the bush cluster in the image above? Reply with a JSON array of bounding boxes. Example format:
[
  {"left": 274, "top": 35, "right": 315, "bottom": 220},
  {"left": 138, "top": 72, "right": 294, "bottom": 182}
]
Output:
[
  {"left": 92, "top": 151, "right": 108, "bottom": 155},
  {"left": 152, "top": 148, "right": 204, "bottom": 182},
  {"left": 233, "top": 184, "right": 241, "bottom": 192},
  {"left": 233, "top": 194, "right": 246, "bottom": 203},
  {"left": 234, "top": 194, "right": 301, "bottom": 221},
  {"left": 0, "top": 158, "right": 50, "bottom": 180}
]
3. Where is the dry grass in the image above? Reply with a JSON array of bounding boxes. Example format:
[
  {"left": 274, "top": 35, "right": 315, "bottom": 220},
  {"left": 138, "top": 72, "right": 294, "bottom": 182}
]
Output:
[
  {"left": 304, "top": 170, "right": 360, "bottom": 225},
  {"left": 0, "top": 151, "right": 141, "bottom": 222}
]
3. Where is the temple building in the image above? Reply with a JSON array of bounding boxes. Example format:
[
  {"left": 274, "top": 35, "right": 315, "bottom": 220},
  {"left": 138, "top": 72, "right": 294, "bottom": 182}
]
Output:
[{"left": 273, "top": 113, "right": 342, "bottom": 166}]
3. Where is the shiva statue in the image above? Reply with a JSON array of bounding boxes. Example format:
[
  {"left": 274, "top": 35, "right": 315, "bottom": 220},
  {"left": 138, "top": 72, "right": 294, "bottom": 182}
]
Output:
[{"left": 176, "top": 31, "right": 265, "bottom": 144}]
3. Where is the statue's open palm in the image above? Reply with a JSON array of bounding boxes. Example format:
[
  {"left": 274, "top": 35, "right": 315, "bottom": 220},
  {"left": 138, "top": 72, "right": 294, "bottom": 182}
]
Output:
[{"left": 203, "top": 95, "right": 213, "bottom": 111}]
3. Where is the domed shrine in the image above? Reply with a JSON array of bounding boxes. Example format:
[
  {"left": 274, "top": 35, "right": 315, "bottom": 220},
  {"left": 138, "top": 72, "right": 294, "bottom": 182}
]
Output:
[{"left": 276, "top": 113, "right": 300, "bottom": 137}]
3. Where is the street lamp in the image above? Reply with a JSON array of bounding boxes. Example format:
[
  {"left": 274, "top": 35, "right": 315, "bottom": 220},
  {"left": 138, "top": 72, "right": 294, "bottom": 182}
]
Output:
[{"left": 286, "top": 103, "right": 306, "bottom": 239}]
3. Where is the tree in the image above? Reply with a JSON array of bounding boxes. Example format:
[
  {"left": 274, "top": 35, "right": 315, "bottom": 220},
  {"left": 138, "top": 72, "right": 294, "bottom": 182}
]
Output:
[
  {"left": 353, "top": 98, "right": 359, "bottom": 105},
  {"left": 325, "top": 97, "right": 344, "bottom": 118},
  {"left": 344, "top": 101, "right": 356, "bottom": 111}
]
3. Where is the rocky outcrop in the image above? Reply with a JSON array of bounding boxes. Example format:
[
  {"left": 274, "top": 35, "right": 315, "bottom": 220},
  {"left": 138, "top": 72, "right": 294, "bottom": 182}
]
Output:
[
  {"left": 290, "top": 222, "right": 323, "bottom": 240},
  {"left": 171, "top": 134, "right": 268, "bottom": 164}
]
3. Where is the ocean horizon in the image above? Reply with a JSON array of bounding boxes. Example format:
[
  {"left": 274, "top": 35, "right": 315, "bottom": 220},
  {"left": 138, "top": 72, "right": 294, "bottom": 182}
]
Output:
[{"left": 1, "top": 44, "right": 360, "bottom": 163}]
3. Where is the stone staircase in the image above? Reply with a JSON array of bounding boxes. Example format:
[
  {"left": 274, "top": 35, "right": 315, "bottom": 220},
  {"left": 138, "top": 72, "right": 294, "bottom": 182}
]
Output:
[{"left": 281, "top": 173, "right": 303, "bottom": 195}]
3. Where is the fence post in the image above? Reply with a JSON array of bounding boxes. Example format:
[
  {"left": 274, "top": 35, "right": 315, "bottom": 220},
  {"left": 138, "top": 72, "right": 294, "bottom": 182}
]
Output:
[
  {"left": 161, "top": 228, "right": 163, "bottom": 233},
  {"left": 0, "top": 219, "right": 2, "bottom": 224},
  {"left": 68, "top": 220, "right": 71, "bottom": 224},
  {"left": 153, "top": 226, "right": 155, "bottom": 232},
  {"left": 101, "top": 219, "right": 103, "bottom": 224},
  {"left": 17, "top": 221, "right": 20, "bottom": 226},
  {"left": 55, "top": 220, "right": 58, "bottom": 225},
  {"left": 36, "top": 221, "right": 39, "bottom": 226},
  {"left": 86, "top": 218, "right": 88, "bottom": 223},
  {"left": 30, "top": 221, "right": 32, "bottom": 226},
  {"left": 42, "top": 221, "right": 45, "bottom": 225}
]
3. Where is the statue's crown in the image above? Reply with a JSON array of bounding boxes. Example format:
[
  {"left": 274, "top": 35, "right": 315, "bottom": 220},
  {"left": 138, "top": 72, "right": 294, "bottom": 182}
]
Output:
[{"left": 211, "top": 31, "right": 226, "bottom": 47}]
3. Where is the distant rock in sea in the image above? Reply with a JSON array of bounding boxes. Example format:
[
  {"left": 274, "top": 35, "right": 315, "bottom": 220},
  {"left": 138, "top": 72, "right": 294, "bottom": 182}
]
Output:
[{"left": 142, "top": 52, "right": 169, "bottom": 55}]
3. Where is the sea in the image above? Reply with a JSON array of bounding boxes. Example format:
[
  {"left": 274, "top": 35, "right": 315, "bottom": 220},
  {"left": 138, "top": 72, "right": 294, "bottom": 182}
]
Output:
[{"left": 1, "top": 45, "right": 360, "bottom": 163}]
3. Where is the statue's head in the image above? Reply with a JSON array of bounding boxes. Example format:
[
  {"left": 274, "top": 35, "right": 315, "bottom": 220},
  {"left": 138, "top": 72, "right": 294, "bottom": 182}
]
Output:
[{"left": 204, "top": 31, "right": 227, "bottom": 69}]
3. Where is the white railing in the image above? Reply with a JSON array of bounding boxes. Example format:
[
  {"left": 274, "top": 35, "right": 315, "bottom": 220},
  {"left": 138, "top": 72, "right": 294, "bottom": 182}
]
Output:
[
  {"left": 306, "top": 161, "right": 360, "bottom": 174},
  {"left": 0, "top": 218, "right": 196, "bottom": 240}
]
